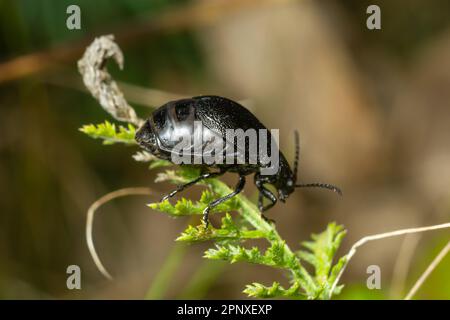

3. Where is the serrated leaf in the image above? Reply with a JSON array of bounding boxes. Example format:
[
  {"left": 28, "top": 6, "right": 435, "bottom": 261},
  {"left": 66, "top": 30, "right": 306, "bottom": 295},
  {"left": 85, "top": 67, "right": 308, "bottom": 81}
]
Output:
[
  {"left": 296, "top": 251, "right": 318, "bottom": 268},
  {"left": 149, "top": 159, "right": 172, "bottom": 169},
  {"left": 204, "top": 241, "right": 292, "bottom": 269},
  {"left": 296, "top": 222, "right": 347, "bottom": 299},
  {"left": 80, "top": 121, "right": 137, "bottom": 145},
  {"left": 243, "top": 281, "right": 305, "bottom": 298},
  {"left": 131, "top": 151, "right": 172, "bottom": 169},
  {"left": 177, "top": 214, "right": 267, "bottom": 243}
]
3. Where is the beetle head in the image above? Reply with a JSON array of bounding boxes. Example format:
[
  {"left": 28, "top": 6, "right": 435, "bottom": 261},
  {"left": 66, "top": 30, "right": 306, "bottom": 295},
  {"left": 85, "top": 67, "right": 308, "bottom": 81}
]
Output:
[
  {"left": 135, "top": 119, "right": 159, "bottom": 154},
  {"left": 278, "top": 180, "right": 295, "bottom": 202},
  {"left": 275, "top": 131, "right": 299, "bottom": 201},
  {"left": 276, "top": 163, "right": 295, "bottom": 202}
]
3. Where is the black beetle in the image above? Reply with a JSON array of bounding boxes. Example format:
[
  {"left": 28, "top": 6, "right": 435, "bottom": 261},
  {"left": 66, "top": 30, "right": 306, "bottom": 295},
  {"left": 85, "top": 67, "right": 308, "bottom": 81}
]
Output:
[{"left": 135, "top": 95, "right": 341, "bottom": 226}]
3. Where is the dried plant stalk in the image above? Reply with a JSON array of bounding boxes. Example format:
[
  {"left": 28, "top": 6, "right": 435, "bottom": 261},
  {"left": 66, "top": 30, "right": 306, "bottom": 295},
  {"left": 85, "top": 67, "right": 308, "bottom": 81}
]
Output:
[
  {"left": 329, "top": 222, "right": 450, "bottom": 298},
  {"left": 78, "top": 35, "right": 143, "bottom": 126},
  {"left": 405, "top": 240, "right": 450, "bottom": 300},
  {"left": 86, "top": 187, "right": 155, "bottom": 280}
]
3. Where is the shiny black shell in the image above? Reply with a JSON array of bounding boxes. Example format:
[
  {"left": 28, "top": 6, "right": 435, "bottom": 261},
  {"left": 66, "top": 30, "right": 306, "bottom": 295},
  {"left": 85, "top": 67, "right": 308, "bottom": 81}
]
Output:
[{"left": 138, "top": 96, "right": 288, "bottom": 169}]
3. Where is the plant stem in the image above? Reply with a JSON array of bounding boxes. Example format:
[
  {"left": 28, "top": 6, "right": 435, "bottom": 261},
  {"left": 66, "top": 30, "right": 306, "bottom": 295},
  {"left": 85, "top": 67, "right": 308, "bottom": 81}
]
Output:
[{"left": 208, "top": 179, "right": 317, "bottom": 296}]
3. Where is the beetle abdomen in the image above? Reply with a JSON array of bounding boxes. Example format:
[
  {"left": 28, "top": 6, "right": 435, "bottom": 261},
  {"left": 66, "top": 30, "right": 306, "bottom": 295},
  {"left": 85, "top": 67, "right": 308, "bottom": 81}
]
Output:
[
  {"left": 138, "top": 95, "right": 284, "bottom": 172},
  {"left": 193, "top": 95, "right": 267, "bottom": 133}
]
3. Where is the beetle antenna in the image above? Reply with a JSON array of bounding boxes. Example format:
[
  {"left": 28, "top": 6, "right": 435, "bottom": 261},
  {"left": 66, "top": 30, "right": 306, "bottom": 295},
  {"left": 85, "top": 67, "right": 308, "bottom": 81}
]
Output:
[
  {"left": 293, "top": 130, "right": 300, "bottom": 183},
  {"left": 295, "top": 183, "right": 342, "bottom": 196}
]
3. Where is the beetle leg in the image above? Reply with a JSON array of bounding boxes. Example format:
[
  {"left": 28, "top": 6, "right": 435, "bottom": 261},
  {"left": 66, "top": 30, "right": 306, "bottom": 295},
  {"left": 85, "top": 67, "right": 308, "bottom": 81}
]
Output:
[
  {"left": 258, "top": 188, "right": 277, "bottom": 212},
  {"left": 160, "top": 170, "right": 225, "bottom": 202},
  {"left": 255, "top": 176, "right": 277, "bottom": 224},
  {"left": 257, "top": 188, "right": 277, "bottom": 224},
  {"left": 202, "top": 174, "right": 246, "bottom": 228},
  {"left": 258, "top": 192, "right": 264, "bottom": 212}
]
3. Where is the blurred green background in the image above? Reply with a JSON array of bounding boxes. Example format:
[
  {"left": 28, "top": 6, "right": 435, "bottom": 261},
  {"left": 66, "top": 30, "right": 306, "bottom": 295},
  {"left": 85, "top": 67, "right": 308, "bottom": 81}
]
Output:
[{"left": 0, "top": 0, "right": 449, "bottom": 299}]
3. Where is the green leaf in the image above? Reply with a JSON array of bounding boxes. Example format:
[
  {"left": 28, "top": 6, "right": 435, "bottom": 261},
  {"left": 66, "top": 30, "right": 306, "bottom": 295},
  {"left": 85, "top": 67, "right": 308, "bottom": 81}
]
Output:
[
  {"left": 204, "top": 241, "right": 292, "bottom": 269},
  {"left": 132, "top": 151, "right": 172, "bottom": 169},
  {"left": 243, "top": 281, "right": 305, "bottom": 298},
  {"left": 296, "top": 222, "right": 347, "bottom": 299},
  {"left": 149, "top": 160, "right": 172, "bottom": 169},
  {"left": 155, "top": 167, "right": 202, "bottom": 185},
  {"left": 148, "top": 188, "right": 240, "bottom": 217},
  {"left": 176, "top": 214, "right": 267, "bottom": 242},
  {"left": 80, "top": 121, "right": 136, "bottom": 145}
]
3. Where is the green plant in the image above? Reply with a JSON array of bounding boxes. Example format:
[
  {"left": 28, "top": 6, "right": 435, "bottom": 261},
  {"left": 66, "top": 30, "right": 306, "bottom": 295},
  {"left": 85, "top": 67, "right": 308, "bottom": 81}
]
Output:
[
  {"left": 81, "top": 120, "right": 347, "bottom": 299},
  {"left": 78, "top": 36, "right": 348, "bottom": 299}
]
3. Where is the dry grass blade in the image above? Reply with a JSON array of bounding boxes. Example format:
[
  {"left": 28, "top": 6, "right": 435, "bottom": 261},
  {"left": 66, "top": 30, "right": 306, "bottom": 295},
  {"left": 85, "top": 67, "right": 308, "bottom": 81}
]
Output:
[
  {"left": 86, "top": 187, "right": 155, "bottom": 280},
  {"left": 405, "top": 240, "right": 450, "bottom": 300},
  {"left": 329, "top": 222, "right": 450, "bottom": 298}
]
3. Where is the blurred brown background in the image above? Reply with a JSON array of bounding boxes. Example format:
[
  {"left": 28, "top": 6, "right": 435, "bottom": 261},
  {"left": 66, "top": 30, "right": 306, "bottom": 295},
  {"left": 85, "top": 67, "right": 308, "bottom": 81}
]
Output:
[{"left": 0, "top": 0, "right": 449, "bottom": 299}]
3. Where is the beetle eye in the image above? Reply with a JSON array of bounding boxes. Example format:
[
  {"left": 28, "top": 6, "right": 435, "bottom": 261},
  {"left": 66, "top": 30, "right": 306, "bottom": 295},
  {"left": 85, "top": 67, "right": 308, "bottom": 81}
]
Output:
[
  {"left": 153, "top": 108, "right": 167, "bottom": 129},
  {"left": 175, "top": 103, "right": 191, "bottom": 121}
]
